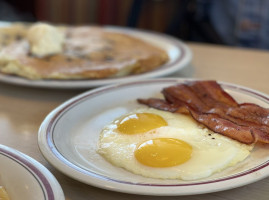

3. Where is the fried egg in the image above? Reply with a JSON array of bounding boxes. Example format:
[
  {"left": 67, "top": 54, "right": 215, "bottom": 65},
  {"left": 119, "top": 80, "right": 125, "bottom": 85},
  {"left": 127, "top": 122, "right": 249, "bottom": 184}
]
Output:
[{"left": 97, "top": 108, "right": 253, "bottom": 180}]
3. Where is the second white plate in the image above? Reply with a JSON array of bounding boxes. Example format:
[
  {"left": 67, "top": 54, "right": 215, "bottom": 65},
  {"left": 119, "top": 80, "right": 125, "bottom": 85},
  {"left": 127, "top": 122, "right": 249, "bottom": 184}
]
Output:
[
  {"left": 0, "top": 25, "right": 192, "bottom": 89},
  {"left": 38, "top": 78, "right": 269, "bottom": 195}
]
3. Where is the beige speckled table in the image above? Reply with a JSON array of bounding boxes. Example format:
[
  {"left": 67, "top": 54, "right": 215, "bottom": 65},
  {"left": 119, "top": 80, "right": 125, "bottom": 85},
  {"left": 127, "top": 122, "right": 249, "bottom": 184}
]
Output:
[{"left": 0, "top": 42, "right": 269, "bottom": 200}]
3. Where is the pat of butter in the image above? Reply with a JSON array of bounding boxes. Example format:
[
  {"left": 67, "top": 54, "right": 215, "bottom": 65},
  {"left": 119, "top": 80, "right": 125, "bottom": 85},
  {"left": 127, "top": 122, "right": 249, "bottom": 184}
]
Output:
[{"left": 27, "top": 23, "right": 64, "bottom": 57}]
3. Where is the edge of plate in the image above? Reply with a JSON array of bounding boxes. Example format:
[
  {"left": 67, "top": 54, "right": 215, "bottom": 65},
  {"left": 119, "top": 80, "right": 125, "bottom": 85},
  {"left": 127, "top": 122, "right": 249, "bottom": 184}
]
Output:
[{"left": 0, "top": 144, "right": 65, "bottom": 200}]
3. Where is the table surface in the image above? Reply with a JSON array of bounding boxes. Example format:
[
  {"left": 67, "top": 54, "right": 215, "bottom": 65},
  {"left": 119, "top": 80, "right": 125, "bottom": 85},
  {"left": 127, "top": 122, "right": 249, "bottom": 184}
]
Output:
[{"left": 0, "top": 42, "right": 269, "bottom": 200}]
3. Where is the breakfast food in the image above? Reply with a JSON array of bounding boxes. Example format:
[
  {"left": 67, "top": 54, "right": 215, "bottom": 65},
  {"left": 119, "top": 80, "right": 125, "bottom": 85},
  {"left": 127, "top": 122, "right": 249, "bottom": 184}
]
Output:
[
  {"left": 97, "top": 80, "right": 269, "bottom": 180},
  {"left": 27, "top": 23, "right": 65, "bottom": 57},
  {"left": 0, "top": 22, "right": 169, "bottom": 80},
  {"left": 138, "top": 80, "right": 269, "bottom": 144},
  {"left": 0, "top": 186, "right": 10, "bottom": 200},
  {"left": 97, "top": 108, "right": 253, "bottom": 180}
]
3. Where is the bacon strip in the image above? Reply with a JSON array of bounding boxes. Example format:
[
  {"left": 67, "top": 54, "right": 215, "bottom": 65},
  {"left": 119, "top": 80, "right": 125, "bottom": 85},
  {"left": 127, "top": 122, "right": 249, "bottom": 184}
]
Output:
[
  {"left": 138, "top": 80, "right": 269, "bottom": 144},
  {"left": 186, "top": 80, "right": 238, "bottom": 107},
  {"left": 227, "top": 103, "right": 269, "bottom": 127}
]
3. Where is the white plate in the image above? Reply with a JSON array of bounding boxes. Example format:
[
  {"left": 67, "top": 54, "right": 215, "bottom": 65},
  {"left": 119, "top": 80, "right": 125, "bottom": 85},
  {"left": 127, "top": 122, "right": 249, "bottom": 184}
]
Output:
[
  {"left": 38, "top": 78, "right": 269, "bottom": 196},
  {"left": 0, "top": 145, "right": 65, "bottom": 200},
  {"left": 0, "top": 23, "right": 192, "bottom": 89}
]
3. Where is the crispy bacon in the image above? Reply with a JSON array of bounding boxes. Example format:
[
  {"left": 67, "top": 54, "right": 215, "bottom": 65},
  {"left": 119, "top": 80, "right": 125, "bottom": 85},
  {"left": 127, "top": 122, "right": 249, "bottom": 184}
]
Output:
[
  {"left": 227, "top": 103, "right": 269, "bottom": 127},
  {"left": 138, "top": 80, "right": 269, "bottom": 144},
  {"left": 138, "top": 98, "right": 192, "bottom": 115},
  {"left": 186, "top": 80, "right": 238, "bottom": 107}
]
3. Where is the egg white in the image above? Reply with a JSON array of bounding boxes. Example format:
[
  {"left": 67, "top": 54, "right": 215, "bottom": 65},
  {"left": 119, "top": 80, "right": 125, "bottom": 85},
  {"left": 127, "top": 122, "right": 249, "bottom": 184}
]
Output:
[{"left": 97, "top": 108, "right": 253, "bottom": 180}]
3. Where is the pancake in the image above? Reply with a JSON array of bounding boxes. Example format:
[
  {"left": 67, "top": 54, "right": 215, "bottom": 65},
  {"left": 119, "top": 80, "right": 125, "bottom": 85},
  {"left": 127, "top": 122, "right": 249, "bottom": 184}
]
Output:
[{"left": 0, "top": 23, "right": 169, "bottom": 80}]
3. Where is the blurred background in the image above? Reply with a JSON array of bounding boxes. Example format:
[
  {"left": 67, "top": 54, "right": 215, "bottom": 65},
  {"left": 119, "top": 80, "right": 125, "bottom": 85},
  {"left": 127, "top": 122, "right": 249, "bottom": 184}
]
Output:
[{"left": 1, "top": 0, "right": 268, "bottom": 49}]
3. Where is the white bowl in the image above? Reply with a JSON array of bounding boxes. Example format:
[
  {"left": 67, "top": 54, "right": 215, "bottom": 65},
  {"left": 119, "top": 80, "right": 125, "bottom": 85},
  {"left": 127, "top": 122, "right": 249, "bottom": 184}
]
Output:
[{"left": 0, "top": 145, "right": 64, "bottom": 200}]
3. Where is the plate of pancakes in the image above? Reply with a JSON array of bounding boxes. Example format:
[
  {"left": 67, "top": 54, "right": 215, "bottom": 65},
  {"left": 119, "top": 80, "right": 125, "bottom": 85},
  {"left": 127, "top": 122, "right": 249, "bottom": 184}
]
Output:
[
  {"left": 0, "top": 22, "right": 191, "bottom": 89},
  {"left": 38, "top": 78, "right": 269, "bottom": 196}
]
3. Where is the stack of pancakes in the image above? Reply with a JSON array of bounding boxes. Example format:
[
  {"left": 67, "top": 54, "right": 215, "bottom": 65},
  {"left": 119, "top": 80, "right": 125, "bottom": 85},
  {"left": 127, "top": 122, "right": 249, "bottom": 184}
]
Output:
[{"left": 0, "top": 23, "right": 169, "bottom": 80}]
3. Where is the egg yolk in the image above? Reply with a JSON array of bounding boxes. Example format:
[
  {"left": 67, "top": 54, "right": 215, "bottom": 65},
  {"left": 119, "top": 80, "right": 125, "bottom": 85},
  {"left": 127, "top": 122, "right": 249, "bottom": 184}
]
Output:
[
  {"left": 117, "top": 113, "right": 167, "bottom": 134},
  {"left": 135, "top": 138, "right": 192, "bottom": 168}
]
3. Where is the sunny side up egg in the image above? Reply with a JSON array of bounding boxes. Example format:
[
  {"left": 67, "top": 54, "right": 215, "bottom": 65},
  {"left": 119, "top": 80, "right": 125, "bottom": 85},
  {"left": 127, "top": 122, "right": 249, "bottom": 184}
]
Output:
[{"left": 97, "top": 108, "right": 253, "bottom": 180}]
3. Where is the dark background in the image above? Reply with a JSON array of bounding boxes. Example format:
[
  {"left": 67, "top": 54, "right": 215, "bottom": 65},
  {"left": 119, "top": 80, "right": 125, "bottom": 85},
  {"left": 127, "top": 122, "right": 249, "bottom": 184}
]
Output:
[{"left": 0, "top": 0, "right": 224, "bottom": 45}]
